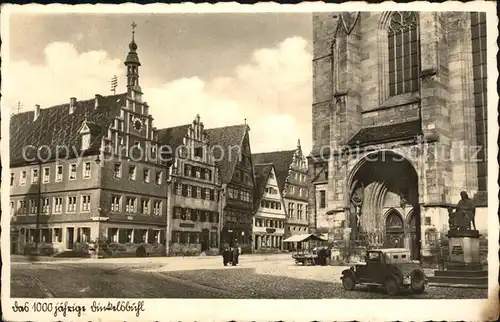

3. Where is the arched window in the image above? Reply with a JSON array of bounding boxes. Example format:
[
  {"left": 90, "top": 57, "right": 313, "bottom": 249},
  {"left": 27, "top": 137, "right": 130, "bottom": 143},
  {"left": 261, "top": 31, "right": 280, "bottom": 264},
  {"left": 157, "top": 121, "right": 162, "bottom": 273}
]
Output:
[
  {"left": 388, "top": 11, "right": 420, "bottom": 96},
  {"left": 386, "top": 210, "right": 404, "bottom": 231}
]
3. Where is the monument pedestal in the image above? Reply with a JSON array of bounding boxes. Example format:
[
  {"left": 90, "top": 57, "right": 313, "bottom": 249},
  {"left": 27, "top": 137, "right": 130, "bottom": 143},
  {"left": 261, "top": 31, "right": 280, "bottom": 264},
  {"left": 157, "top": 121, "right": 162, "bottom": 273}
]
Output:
[
  {"left": 447, "top": 230, "right": 481, "bottom": 266},
  {"left": 428, "top": 230, "right": 487, "bottom": 288}
]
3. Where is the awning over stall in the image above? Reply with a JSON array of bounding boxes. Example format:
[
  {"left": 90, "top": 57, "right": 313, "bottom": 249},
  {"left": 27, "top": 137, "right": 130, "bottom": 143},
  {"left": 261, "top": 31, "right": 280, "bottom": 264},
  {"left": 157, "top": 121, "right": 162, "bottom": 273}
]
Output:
[{"left": 283, "top": 233, "right": 327, "bottom": 243}]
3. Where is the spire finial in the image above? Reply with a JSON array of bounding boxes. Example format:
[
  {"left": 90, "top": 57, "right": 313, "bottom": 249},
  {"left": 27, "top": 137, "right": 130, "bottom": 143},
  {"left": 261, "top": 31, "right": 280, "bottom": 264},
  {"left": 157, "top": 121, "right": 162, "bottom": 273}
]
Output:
[
  {"left": 128, "top": 22, "right": 138, "bottom": 52},
  {"left": 297, "top": 139, "right": 301, "bottom": 147},
  {"left": 244, "top": 118, "right": 247, "bottom": 125},
  {"left": 131, "top": 21, "right": 137, "bottom": 40}
]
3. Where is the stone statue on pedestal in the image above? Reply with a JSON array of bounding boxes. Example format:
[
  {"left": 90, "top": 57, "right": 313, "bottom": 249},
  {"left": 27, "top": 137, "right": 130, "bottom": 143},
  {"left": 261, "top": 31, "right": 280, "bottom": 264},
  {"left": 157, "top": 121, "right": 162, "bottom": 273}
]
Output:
[
  {"left": 456, "top": 191, "right": 476, "bottom": 231},
  {"left": 448, "top": 191, "right": 477, "bottom": 232}
]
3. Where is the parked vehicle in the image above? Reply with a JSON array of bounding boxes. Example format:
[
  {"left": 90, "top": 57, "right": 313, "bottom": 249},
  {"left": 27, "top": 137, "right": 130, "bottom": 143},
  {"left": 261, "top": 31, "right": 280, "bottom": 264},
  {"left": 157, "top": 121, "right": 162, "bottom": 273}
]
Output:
[
  {"left": 340, "top": 248, "right": 427, "bottom": 296},
  {"left": 285, "top": 233, "right": 328, "bottom": 265}
]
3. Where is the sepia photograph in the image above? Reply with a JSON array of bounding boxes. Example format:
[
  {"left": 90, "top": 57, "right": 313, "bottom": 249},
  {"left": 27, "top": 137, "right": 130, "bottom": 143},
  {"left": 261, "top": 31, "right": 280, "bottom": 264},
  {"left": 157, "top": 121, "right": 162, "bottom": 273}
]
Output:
[{"left": 1, "top": 2, "right": 498, "bottom": 321}]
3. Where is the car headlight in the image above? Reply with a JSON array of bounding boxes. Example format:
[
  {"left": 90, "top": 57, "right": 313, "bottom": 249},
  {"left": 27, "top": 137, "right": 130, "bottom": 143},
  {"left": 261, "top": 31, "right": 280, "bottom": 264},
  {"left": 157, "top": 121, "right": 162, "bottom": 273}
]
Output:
[{"left": 403, "top": 274, "right": 412, "bottom": 284}]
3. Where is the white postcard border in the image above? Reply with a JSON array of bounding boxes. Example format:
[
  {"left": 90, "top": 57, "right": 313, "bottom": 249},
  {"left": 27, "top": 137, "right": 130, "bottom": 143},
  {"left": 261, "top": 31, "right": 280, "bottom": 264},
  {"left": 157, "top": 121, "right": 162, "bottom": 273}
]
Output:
[{"left": 1, "top": 2, "right": 498, "bottom": 321}]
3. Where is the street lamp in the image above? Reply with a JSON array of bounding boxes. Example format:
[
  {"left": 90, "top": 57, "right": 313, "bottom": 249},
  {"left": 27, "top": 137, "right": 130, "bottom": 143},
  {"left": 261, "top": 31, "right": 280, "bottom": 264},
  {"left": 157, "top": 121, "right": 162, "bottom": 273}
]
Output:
[
  {"left": 217, "top": 187, "right": 225, "bottom": 253},
  {"left": 92, "top": 154, "right": 106, "bottom": 259},
  {"left": 166, "top": 162, "right": 178, "bottom": 256}
]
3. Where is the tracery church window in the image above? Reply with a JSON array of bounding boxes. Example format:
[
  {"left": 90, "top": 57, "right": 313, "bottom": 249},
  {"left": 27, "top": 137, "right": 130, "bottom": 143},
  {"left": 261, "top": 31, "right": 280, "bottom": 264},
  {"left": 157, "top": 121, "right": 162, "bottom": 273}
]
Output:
[{"left": 388, "top": 11, "right": 420, "bottom": 96}]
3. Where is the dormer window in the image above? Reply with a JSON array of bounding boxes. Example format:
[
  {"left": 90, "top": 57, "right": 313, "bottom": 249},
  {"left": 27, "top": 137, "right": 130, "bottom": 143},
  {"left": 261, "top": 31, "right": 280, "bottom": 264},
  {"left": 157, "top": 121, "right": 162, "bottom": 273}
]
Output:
[{"left": 81, "top": 133, "right": 91, "bottom": 150}]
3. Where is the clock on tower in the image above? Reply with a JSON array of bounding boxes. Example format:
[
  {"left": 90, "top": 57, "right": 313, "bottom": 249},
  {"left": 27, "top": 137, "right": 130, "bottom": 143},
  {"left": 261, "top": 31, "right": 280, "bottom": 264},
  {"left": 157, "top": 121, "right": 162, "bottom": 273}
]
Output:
[{"left": 134, "top": 117, "right": 143, "bottom": 131}]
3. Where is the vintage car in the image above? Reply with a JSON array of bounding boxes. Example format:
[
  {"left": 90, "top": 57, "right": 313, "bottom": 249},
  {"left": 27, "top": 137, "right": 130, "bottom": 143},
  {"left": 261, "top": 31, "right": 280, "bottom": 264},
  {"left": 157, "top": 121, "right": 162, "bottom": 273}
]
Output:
[{"left": 340, "top": 248, "right": 427, "bottom": 296}]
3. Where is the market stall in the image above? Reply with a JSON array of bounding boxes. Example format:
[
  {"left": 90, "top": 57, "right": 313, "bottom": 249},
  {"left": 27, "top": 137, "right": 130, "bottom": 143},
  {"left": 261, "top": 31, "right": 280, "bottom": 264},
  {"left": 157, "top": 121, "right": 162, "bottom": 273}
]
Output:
[{"left": 284, "top": 233, "right": 328, "bottom": 265}]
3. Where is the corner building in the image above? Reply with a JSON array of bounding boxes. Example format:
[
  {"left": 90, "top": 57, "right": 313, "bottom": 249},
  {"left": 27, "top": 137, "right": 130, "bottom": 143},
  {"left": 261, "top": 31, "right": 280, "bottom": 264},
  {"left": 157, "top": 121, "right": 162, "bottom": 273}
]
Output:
[
  {"left": 308, "top": 12, "right": 488, "bottom": 261},
  {"left": 10, "top": 30, "right": 168, "bottom": 256}
]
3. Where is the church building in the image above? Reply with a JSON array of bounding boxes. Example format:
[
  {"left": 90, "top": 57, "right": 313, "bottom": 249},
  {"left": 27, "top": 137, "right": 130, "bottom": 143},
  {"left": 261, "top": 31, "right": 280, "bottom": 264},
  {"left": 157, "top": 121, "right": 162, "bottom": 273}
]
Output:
[{"left": 308, "top": 12, "right": 488, "bottom": 261}]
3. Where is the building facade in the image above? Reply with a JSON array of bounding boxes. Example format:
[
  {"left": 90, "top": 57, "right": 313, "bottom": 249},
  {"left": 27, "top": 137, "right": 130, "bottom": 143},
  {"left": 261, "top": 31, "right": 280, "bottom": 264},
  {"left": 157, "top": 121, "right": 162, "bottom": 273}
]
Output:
[
  {"left": 207, "top": 125, "right": 255, "bottom": 253},
  {"left": 252, "top": 164, "right": 286, "bottom": 252},
  {"left": 158, "top": 115, "right": 223, "bottom": 256},
  {"left": 308, "top": 12, "right": 488, "bottom": 261},
  {"left": 10, "top": 29, "right": 168, "bottom": 256},
  {"left": 253, "top": 141, "right": 309, "bottom": 251}
]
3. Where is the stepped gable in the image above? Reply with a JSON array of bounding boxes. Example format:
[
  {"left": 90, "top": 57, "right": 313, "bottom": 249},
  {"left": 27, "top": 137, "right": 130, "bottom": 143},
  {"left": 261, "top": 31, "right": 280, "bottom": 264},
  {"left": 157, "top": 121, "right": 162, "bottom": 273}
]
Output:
[
  {"left": 205, "top": 124, "right": 247, "bottom": 184},
  {"left": 252, "top": 150, "right": 295, "bottom": 194},
  {"left": 253, "top": 163, "right": 274, "bottom": 208},
  {"left": 10, "top": 93, "right": 127, "bottom": 166},
  {"left": 347, "top": 119, "right": 422, "bottom": 146},
  {"left": 157, "top": 124, "right": 191, "bottom": 165}
]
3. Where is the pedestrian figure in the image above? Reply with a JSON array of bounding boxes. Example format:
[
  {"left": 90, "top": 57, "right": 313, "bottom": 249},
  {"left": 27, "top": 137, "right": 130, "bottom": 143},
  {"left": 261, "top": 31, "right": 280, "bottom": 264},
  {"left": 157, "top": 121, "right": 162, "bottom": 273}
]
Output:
[
  {"left": 232, "top": 243, "right": 240, "bottom": 266},
  {"left": 222, "top": 242, "right": 232, "bottom": 266}
]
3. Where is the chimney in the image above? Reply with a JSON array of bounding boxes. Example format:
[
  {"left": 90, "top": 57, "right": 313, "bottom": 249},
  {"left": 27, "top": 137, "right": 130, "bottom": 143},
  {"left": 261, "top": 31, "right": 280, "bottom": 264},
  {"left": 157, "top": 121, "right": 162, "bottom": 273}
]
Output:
[
  {"left": 69, "top": 97, "right": 77, "bottom": 114},
  {"left": 34, "top": 104, "right": 41, "bottom": 121},
  {"left": 95, "top": 94, "right": 101, "bottom": 109}
]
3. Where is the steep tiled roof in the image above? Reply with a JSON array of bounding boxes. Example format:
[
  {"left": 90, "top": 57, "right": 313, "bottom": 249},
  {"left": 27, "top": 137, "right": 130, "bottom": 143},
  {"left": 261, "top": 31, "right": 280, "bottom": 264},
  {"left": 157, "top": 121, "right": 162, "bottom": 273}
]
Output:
[
  {"left": 347, "top": 120, "right": 422, "bottom": 146},
  {"left": 252, "top": 150, "right": 295, "bottom": 193},
  {"left": 205, "top": 124, "right": 247, "bottom": 184},
  {"left": 253, "top": 163, "right": 273, "bottom": 208},
  {"left": 157, "top": 124, "right": 190, "bottom": 165},
  {"left": 10, "top": 93, "right": 127, "bottom": 166}
]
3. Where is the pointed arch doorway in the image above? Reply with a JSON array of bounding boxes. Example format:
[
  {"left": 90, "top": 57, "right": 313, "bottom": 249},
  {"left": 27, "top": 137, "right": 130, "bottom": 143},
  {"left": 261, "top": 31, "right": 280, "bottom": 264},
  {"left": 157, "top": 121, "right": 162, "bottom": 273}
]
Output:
[
  {"left": 385, "top": 209, "right": 405, "bottom": 248},
  {"left": 347, "top": 150, "right": 421, "bottom": 260}
]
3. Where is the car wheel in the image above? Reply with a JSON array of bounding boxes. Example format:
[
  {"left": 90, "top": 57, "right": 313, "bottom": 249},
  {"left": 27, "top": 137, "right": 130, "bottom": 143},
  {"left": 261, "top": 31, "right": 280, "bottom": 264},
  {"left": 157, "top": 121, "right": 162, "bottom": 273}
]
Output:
[
  {"left": 385, "top": 277, "right": 400, "bottom": 296},
  {"left": 411, "top": 284, "right": 425, "bottom": 294},
  {"left": 411, "top": 281, "right": 425, "bottom": 294},
  {"left": 342, "top": 276, "right": 356, "bottom": 291},
  {"left": 410, "top": 270, "right": 426, "bottom": 294}
]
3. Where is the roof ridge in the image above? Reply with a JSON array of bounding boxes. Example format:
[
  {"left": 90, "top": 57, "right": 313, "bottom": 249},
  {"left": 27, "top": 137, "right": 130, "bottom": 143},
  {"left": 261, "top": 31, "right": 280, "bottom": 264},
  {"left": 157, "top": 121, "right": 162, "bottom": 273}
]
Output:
[
  {"left": 157, "top": 123, "right": 191, "bottom": 132},
  {"left": 252, "top": 149, "right": 296, "bottom": 155},
  {"left": 206, "top": 123, "right": 246, "bottom": 131},
  {"left": 13, "top": 92, "right": 127, "bottom": 117}
]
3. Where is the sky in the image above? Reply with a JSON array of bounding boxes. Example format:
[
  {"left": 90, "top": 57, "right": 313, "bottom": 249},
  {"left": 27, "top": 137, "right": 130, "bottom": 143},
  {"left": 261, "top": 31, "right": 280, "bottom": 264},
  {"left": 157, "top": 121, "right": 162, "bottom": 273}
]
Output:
[{"left": 5, "top": 13, "right": 313, "bottom": 154}]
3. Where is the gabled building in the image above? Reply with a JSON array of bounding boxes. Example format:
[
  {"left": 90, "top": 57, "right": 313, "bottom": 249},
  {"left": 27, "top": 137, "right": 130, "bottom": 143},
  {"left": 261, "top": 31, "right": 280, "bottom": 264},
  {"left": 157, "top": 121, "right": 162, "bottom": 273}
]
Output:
[
  {"left": 252, "top": 164, "right": 286, "bottom": 252},
  {"left": 252, "top": 140, "right": 309, "bottom": 251},
  {"left": 9, "top": 28, "right": 168, "bottom": 256},
  {"left": 157, "top": 115, "right": 223, "bottom": 256},
  {"left": 205, "top": 124, "right": 255, "bottom": 253}
]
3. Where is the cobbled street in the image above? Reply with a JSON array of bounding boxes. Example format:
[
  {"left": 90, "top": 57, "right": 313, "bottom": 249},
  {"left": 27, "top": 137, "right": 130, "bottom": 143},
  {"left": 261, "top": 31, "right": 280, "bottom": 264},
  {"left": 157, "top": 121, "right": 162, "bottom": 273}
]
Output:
[{"left": 11, "top": 254, "right": 488, "bottom": 299}]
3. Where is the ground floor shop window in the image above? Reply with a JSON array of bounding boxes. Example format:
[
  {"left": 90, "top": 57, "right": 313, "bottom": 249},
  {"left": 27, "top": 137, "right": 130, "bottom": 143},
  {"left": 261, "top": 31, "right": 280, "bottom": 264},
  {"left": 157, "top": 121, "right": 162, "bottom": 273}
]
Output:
[
  {"left": 255, "top": 234, "right": 283, "bottom": 250},
  {"left": 118, "top": 229, "right": 133, "bottom": 243},
  {"left": 41, "top": 228, "right": 51, "bottom": 243},
  {"left": 189, "top": 232, "right": 201, "bottom": 244},
  {"left": 108, "top": 228, "right": 119, "bottom": 242},
  {"left": 76, "top": 227, "right": 91, "bottom": 243},
  {"left": 172, "top": 231, "right": 180, "bottom": 243},
  {"left": 134, "top": 229, "right": 147, "bottom": 243},
  {"left": 53, "top": 228, "right": 62, "bottom": 242},
  {"left": 152, "top": 230, "right": 161, "bottom": 243},
  {"left": 172, "top": 230, "right": 202, "bottom": 244}
]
